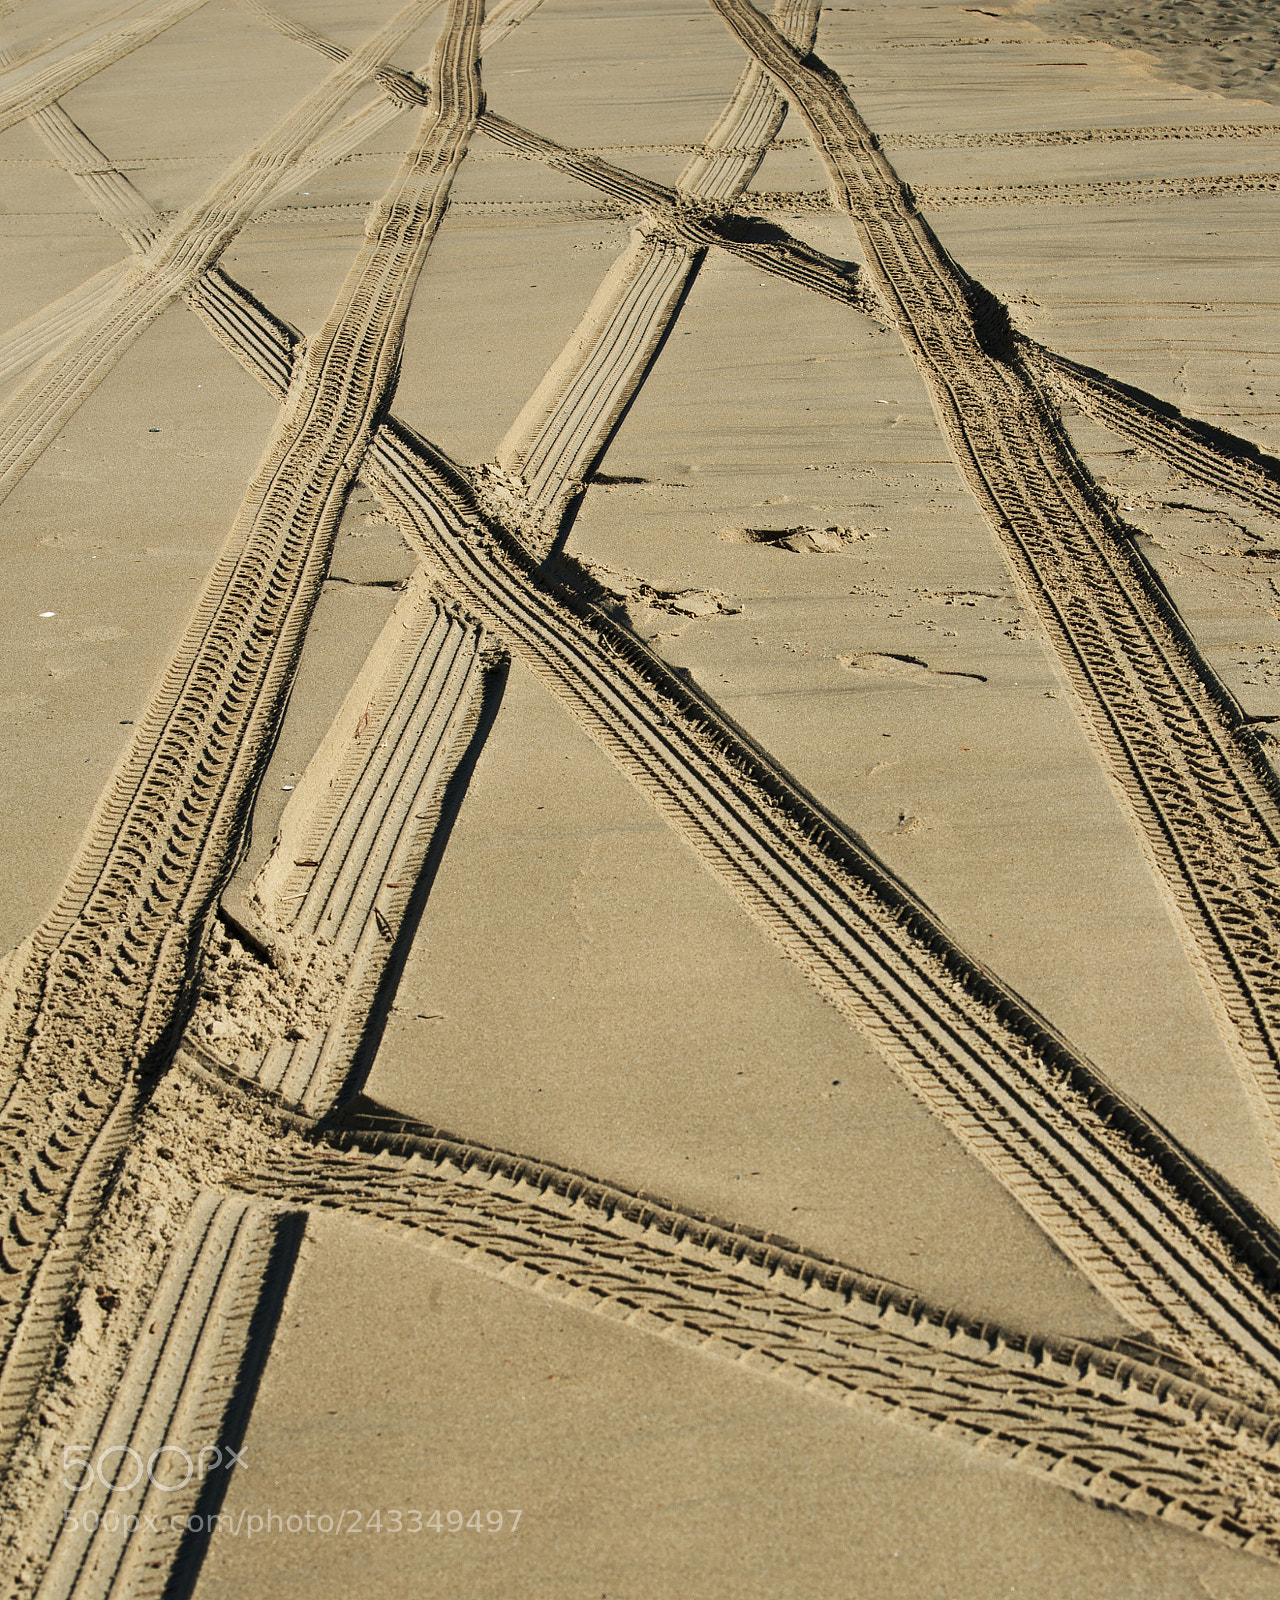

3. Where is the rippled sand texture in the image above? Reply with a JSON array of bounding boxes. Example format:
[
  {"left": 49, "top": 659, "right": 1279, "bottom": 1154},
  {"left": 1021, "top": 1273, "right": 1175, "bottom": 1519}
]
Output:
[
  {"left": 4, "top": 2, "right": 1280, "bottom": 1596},
  {"left": 1034, "top": 0, "right": 1280, "bottom": 107}
]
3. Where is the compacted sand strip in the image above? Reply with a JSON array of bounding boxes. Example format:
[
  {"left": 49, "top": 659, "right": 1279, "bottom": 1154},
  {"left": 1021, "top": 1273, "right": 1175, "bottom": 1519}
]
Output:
[{"left": 707, "top": 0, "right": 1280, "bottom": 1178}]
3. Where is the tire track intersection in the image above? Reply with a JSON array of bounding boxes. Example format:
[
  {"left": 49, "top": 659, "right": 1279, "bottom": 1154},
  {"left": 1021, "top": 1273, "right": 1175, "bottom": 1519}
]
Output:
[{"left": 6, "top": 0, "right": 1280, "bottom": 1589}]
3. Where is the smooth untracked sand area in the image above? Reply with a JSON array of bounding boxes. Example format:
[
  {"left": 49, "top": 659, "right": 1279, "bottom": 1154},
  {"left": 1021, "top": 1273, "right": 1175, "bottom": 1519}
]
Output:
[{"left": 5, "top": 1, "right": 1280, "bottom": 1597}]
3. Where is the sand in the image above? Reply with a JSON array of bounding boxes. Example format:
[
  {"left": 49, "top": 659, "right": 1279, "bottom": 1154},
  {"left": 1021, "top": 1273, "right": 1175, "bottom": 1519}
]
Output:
[{"left": 5, "top": 0, "right": 1280, "bottom": 1595}]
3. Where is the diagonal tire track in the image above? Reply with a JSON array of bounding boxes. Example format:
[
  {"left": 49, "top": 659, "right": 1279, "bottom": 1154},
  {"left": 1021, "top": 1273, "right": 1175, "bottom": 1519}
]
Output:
[
  {"left": 0, "top": 0, "right": 543, "bottom": 413},
  {"left": 237, "top": 1135, "right": 1280, "bottom": 1558},
  {"left": 183, "top": 579, "right": 500, "bottom": 1119},
  {"left": 706, "top": 0, "right": 1280, "bottom": 1180},
  {"left": 361, "top": 415, "right": 1280, "bottom": 1394},
  {"left": 10, "top": 0, "right": 1280, "bottom": 1562}
]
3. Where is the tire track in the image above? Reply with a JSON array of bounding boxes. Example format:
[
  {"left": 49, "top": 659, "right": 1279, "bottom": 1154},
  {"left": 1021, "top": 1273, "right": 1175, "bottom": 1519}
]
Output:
[
  {"left": 708, "top": 0, "right": 1280, "bottom": 1181},
  {"left": 1024, "top": 340, "right": 1280, "bottom": 527},
  {"left": 0, "top": 0, "right": 440, "bottom": 505},
  {"left": 0, "top": 91, "right": 300, "bottom": 398},
  {"left": 245, "top": 0, "right": 545, "bottom": 199},
  {"left": 157, "top": 190, "right": 1280, "bottom": 1389},
  {"left": 478, "top": 111, "right": 874, "bottom": 310},
  {"left": 882, "top": 123, "right": 1280, "bottom": 150},
  {"left": 0, "top": 0, "right": 485, "bottom": 1472},
  {"left": 0, "top": 261, "right": 133, "bottom": 390},
  {"left": 0, "top": 0, "right": 168, "bottom": 66},
  {"left": 231, "top": 0, "right": 433, "bottom": 108},
  {"left": 490, "top": 0, "right": 822, "bottom": 535},
  {"left": 7, "top": 0, "right": 1280, "bottom": 1548},
  {"left": 362, "top": 415, "right": 1280, "bottom": 1395},
  {"left": 23, "top": 1197, "right": 303, "bottom": 1600},
  {"left": 181, "top": 578, "right": 498, "bottom": 1118},
  {"left": 27, "top": 97, "right": 159, "bottom": 250},
  {"left": 40, "top": 99, "right": 300, "bottom": 392},
  {"left": 30, "top": 0, "right": 1280, "bottom": 1388},
  {"left": 237, "top": 1135, "right": 1280, "bottom": 1558},
  {"left": 0, "top": 0, "right": 210, "bottom": 136},
  {"left": 0, "top": 0, "right": 540, "bottom": 435},
  {"left": 913, "top": 172, "right": 1280, "bottom": 208}
]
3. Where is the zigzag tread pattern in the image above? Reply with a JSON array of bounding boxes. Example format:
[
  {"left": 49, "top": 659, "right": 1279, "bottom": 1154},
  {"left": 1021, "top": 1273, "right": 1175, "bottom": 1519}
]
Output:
[{"left": 239, "top": 1139, "right": 1280, "bottom": 1560}]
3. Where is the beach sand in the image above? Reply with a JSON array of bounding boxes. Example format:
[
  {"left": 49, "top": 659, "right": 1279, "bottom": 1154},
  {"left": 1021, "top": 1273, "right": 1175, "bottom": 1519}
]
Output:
[{"left": 4, "top": 0, "right": 1280, "bottom": 1595}]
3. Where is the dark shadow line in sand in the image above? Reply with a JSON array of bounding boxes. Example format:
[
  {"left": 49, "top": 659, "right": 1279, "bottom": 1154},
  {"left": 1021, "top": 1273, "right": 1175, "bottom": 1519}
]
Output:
[
  {"left": 323, "top": 647, "right": 512, "bottom": 1117},
  {"left": 162, "top": 1209, "right": 308, "bottom": 1600}
]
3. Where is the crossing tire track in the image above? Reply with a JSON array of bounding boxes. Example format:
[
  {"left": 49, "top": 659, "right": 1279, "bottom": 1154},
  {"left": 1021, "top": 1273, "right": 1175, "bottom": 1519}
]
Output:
[
  {"left": 361, "top": 414, "right": 1280, "bottom": 1394},
  {"left": 707, "top": 0, "right": 1280, "bottom": 1182},
  {"left": 0, "top": 0, "right": 543, "bottom": 448},
  {"left": 231, "top": 0, "right": 432, "bottom": 108},
  {"left": 240, "top": 0, "right": 546, "bottom": 202},
  {"left": 478, "top": 110, "right": 876, "bottom": 312},
  {"left": 237, "top": 1136, "right": 1280, "bottom": 1559},
  {"left": 0, "top": 0, "right": 484, "bottom": 1467},
  {"left": 2, "top": 90, "right": 301, "bottom": 398},
  {"left": 12, "top": 0, "right": 1280, "bottom": 1407}
]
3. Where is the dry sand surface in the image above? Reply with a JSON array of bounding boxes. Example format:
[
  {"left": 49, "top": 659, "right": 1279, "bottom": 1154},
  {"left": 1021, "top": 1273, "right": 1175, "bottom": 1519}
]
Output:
[{"left": 6, "top": 0, "right": 1280, "bottom": 1594}]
